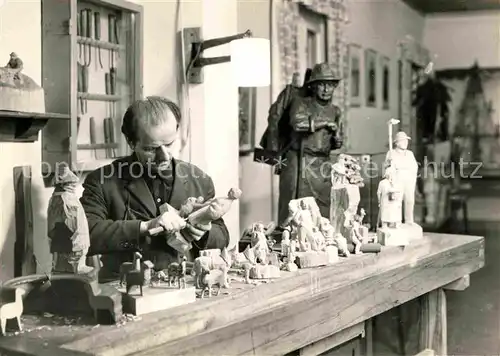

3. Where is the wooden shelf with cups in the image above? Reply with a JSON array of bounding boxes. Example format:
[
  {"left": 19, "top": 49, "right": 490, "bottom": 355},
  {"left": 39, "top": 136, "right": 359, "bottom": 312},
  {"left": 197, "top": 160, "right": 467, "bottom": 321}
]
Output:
[{"left": 41, "top": 0, "right": 143, "bottom": 176}]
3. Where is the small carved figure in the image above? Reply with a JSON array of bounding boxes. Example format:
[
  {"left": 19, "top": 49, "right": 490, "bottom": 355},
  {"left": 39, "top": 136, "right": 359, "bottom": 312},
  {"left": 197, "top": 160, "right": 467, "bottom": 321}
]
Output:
[
  {"left": 345, "top": 213, "right": 362, "bottom": 254},
  {"left": 193, "top": 248, "right": 232, "bottom": 289},
  {"left": 125, "top": 252, "right": 144, "bottom": 296},
  {"left": 250, "top": 222, "right": 270, "bottom": 263},
  {"left": 229, "top": 245, "right": 256, "bottom": 284},
  {"left": 0, "top": 288, "right": 25, "bottom": 336},
  {"left": 47, "top": 164, "right": 93, "bottom": 275},
  {"left": 292, "top": 200, "right": 315, "bottom": 252},
  {"left": 281, "top": 227, "right": 291, "bottom": 258},
  {"left": 151, "top": 270, "right": 168, "bottom": 286},
  {"left": 4, "top": 52, "right": 23, "bottom": 82},
  {"left": 377, "top": 166, "right": 403, "bottom": 228},
  {"left": 310, "top": 227, "right": 326, "bottom": 251},
  {"left": 334, "top": 233, "right": 350, "bottom": 257},
  {"left": 166, "top": 256, "right": 187, "bottom": 289},
  {"left": 200, "top": 269, "right": 224, "bottom": 298},
  {"left": 320, "top": 218, "right": 335, "bottom": 246}
]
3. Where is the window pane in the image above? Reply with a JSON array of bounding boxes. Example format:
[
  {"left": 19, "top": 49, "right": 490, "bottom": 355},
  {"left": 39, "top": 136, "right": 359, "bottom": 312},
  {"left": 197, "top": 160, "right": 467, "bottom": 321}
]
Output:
[{"left": 307, "top": 29, "right": 317, "bottom": 68}]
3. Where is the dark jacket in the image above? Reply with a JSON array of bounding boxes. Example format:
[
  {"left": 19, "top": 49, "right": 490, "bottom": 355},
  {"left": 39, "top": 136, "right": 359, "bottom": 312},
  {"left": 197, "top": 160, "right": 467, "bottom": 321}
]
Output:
[{"left": 80, "top": 155, "right": 230, "bottom": 277}]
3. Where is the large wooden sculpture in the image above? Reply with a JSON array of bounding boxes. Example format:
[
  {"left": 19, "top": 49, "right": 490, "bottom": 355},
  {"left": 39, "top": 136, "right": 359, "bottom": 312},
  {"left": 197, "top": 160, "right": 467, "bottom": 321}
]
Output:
[{"left": 47, "top": 165, "right": 93, "bottom": 275}]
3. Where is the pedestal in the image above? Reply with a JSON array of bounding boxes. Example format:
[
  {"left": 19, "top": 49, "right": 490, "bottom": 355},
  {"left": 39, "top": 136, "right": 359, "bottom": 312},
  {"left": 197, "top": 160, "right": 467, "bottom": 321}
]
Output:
[
  {"left": 295, "top": 251, "right": 330, "bottom": 268},
  {"left": 121, "top": 285, "right": 196, "bottom": 316},
  {"left": 377, "top": 223, "right": 424, "bottom": 246},
  {"left": 325, "top": 246, "right": 339, "bottom": 264}
]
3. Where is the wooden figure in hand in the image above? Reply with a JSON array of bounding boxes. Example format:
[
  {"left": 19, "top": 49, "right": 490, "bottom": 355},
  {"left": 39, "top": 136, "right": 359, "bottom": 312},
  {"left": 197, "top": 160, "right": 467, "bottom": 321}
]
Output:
[
  {"left": 47, "top": 164, "right": 93, "bottom": 275},
  {"left": 0, "top": 288, "right": 25, "bottom": 336},
  {"left": 186, "top": 188, "right": 242, "bottom": 226}
]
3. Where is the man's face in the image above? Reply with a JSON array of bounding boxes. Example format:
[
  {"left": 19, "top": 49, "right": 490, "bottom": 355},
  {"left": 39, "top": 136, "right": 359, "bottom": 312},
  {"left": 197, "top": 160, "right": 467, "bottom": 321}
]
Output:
[
  {"left": 395, "top": 138, "right": 409, "bottom": 150},
  {"left": 133, "top": 112, "right": 180, "bottom": 172},
  {"left": 313, "top": 81, "right": 337, "bottom": 101}
]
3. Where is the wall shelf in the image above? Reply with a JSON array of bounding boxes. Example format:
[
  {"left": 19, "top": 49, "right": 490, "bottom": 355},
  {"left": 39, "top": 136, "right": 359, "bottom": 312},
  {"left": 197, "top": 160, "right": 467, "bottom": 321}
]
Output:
[
  {"left": 77, "top": 36, "right": 124, "bottom": 51},
  {"left": 42, "top": 0, "right": 143, "bottom": 176},
  {"left": 0, "top": 110, "right": 70, "bottom": 142},
  {"left": 77, "top": 93, "right": 122, "bottom": 101}
]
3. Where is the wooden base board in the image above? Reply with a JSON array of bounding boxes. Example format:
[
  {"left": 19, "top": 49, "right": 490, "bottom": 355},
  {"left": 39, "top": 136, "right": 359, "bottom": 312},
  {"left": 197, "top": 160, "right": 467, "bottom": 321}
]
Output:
[{"left": 121, "top": 285, "right": 196, "bottom": 316}]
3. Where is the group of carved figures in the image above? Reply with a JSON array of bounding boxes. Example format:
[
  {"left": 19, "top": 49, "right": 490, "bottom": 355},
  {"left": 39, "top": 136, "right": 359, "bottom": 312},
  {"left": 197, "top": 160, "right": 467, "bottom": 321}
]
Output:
[
  {"left": 119, "top": 252, "right": 188, "bottom": 295},
  {"left": 281, "top": 196, "right": 374, "bottom": 265}
]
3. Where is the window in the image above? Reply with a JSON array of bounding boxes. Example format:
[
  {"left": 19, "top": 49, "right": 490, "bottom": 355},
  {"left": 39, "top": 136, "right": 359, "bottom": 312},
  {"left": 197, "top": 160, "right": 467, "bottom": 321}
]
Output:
[{"left": 297, "top": 6, "right": 327, "bottom": 84}]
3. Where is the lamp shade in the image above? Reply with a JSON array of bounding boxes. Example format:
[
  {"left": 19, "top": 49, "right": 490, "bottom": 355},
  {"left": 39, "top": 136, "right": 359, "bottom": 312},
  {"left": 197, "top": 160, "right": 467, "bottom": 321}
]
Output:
[{"left": 230, "top": 38, "right": 271, "bottom": 87}]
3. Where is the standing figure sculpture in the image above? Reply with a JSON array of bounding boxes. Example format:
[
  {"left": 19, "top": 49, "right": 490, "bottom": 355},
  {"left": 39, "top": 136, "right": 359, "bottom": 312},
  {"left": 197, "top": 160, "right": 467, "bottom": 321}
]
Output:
[
  {"left": 277, "top": 63, "right": 343, "bottom": 224},
  {"left": 377, "top": 166, "right": 402, "bottom": 228},
  {"left": 385, "top": 131, "right": 418, "bottom": 224},
  {"left": 47, "top": 165, "right": 93, "bottom": 275}
]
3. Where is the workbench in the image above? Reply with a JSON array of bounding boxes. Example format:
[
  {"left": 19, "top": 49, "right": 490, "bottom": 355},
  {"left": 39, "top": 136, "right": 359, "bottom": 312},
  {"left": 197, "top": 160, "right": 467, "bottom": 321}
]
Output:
[{"left": 0, "top": 233, "right": 484, "bottom": 356}]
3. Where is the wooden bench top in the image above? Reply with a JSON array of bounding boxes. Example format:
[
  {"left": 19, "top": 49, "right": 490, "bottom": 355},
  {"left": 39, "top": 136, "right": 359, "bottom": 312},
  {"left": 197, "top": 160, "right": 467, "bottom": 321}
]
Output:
[{"left": 0, "top": 233, "right": 485, "bottom": 356}]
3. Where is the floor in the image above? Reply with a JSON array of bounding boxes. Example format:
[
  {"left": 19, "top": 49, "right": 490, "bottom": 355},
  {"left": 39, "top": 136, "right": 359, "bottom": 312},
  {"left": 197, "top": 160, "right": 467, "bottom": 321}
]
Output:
[{"left": 446, "top": 178, "right": 500, "bottom": 355}]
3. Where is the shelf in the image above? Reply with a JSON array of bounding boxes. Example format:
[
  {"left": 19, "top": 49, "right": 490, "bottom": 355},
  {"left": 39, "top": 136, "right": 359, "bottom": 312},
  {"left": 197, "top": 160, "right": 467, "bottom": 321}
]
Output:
[
  {"left": 0, "top": 110, "right": 70, "bottom": 142},
  {"left": 77, "top": 36, "right": 124, "bottom": 51},
  {"left": 78, "top": 93, "right": 122, "bottom": 101},
  {"left": 74, "top": 158, "right": 117, "bottom": 172},
  {"left": 77, "top": 143, "right": 119, "bottom": 150}
]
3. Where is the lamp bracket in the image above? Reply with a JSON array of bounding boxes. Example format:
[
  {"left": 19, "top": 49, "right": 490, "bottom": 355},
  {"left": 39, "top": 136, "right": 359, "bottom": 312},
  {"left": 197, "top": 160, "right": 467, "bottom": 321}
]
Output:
[{"left": 183, "top": 27, "right": 252, "bottom": 84}]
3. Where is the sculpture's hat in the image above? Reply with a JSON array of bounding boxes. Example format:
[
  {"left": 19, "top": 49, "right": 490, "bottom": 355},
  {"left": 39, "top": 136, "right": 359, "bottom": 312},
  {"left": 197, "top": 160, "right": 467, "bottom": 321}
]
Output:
[
  {"left": 54, "top": 164, "right": 79, "bottom": 185},
  {"left": 393, "top": 131, "right": 411, "bottom": 142},
  {"left": 307, "top": 63, "right": 341, "bottom": 84}
]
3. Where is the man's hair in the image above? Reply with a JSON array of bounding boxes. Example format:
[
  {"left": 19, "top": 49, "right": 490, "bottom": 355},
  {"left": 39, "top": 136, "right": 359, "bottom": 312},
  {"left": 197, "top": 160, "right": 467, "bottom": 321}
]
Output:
[{"left": 121, "top": 96, "right": 182, "bottom": 144}]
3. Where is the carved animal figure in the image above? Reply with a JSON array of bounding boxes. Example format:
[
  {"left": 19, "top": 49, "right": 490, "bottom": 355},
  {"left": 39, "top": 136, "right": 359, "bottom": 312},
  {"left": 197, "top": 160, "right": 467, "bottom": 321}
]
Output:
[
  {"left": 119, "top": 262, "right": 134, "bottom": 286},
  {"left": 125, "top": 252, "right": 144, "bottom": 296},
  {"left": 200, "top": 269, "right": 225, "bottom": 298},
  {"left": 167, "top": 257, "right": 187, "bottom": 288},
  {"left": 193, "top": 248, "right": 232, "bottom": 288},
  {"left": 230, "top": 245, "right": 257, "bottom": 284},
  {"left": 0, "top": 288, "right": 25, "bottom": 336}
]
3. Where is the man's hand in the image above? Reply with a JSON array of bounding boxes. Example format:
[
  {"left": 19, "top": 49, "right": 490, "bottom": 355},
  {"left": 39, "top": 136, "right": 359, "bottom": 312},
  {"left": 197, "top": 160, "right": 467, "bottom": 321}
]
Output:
[
  {"left": 146, "top": 210, "right": 187, "bottom": 235},
  {"left": 184, "top": 222, "right": 212, "bottom": 241}
]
